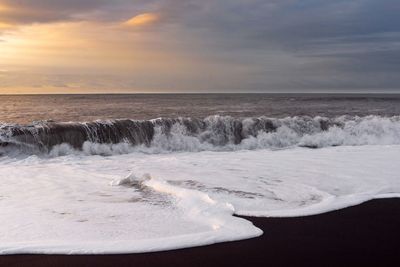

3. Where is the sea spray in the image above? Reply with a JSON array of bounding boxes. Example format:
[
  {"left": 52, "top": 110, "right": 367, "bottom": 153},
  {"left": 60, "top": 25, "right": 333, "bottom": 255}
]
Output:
[{"left": 1, "top": 115, "right": 400, "bottom": 156}]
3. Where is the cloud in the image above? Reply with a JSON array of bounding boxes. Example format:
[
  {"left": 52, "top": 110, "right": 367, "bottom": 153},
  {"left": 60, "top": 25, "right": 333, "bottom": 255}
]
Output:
[
  {"left": 0, "top": 0, "right": 107, "bottom": 24},
  {"left": 124, "top": 13, "right": 160, "bottom": 27},
  {"left": 0, "top": 22, "right": 13, "bottom": 29},
  {"left": 1, "top": 0, "right": 400, "bottom": 92}
]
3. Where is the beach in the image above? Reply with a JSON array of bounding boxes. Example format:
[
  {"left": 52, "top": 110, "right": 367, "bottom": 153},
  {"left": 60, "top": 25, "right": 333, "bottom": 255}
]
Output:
[
  {"left": 1, "top": 95, "right": 400, "bottom": 264},
  {"left": 1, "top": 0, "right": 399, "bottom": 264},
  {"left": 2, "top": 198, "right": 399, "bottom": 267}
]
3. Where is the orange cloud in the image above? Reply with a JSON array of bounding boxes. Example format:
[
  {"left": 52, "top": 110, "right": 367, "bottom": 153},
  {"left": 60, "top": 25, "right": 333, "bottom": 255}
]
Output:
[
  {"left": 0, "top": 22, "right": 13, "bottom": 29},
  {"left": 124, "top": 13, "right": 159, "bottom": 27},
  {"left": 0, "top": 4, "right": 9, "bottom": 11}
]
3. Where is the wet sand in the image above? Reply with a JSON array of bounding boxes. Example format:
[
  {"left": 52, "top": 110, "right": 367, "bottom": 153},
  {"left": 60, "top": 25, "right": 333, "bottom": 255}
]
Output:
[{"left": 1, "top": 198, "right": 400, "bottom": 267}]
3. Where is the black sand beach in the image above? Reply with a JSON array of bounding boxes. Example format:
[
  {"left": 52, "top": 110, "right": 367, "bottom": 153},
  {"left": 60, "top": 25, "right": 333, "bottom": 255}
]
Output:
[{"left": 1, "top": 198, "right": 399, "bottom": 267}]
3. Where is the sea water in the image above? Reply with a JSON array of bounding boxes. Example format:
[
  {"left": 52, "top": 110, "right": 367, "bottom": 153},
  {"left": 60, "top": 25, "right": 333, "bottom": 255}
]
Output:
[{"left": 0, "top": 94, "right": 399, "bottom": 254}]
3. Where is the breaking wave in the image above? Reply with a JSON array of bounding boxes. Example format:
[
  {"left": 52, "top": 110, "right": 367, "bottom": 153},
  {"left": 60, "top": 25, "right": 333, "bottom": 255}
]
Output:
[{"left": 1, "top": 115, "right": 400, "bottom": 156}]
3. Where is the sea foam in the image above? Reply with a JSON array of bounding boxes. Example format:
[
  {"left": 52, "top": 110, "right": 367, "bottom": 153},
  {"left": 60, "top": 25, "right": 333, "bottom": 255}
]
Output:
[
  {"left": 2, "top": 115, "right": 400, "bottom": 156},
  {"left": 0, "top": 145, "right": 399, "bottom": 254}
]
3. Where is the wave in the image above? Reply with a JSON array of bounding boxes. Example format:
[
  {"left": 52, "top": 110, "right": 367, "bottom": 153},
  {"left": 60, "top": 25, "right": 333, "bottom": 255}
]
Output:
[
  {"left": 1, "top": 145, "right": 399, "bottom": 254},
  {"left": 1, "top": 115, "right": 400, "bottom": 156}
]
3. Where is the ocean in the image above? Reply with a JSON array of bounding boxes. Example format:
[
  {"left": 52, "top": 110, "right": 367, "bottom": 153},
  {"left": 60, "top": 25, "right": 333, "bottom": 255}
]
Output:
[
  {"left": 0, "top": 94, "right": 399, "bottom": 254},
  {"left": 2, "top": 94, "right": 400, "bottom": 123}
]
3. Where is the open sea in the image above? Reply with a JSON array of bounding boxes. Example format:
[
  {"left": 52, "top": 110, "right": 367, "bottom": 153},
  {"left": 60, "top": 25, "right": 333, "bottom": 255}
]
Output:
[
  {"left": 1, "top": 93, "right": 400, "bottom": 123},
  {"left": 0, "top": 93, "right": 399, "bottom": 254}
]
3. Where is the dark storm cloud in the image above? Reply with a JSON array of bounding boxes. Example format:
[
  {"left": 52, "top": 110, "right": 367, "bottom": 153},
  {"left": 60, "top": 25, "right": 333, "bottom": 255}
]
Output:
[
  {"left": 152, "top": 0, "right": 400, "bottom": 50},
  {"left": 134, "top": 0, "right": 398, "bottom": 91},
  {"left": 206, "top": 0, "right": 400, "bottom": 91}
]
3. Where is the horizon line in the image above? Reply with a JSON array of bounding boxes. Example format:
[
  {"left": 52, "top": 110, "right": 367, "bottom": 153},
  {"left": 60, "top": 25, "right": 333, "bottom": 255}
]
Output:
[{"left": 1, "top": 92, "right": 400, "bottom": 96}]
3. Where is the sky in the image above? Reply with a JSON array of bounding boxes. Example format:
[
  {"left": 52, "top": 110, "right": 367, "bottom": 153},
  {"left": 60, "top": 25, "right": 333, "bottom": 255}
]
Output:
[{"left": 0, "top": 0, "right": 399, "bottom": 94}]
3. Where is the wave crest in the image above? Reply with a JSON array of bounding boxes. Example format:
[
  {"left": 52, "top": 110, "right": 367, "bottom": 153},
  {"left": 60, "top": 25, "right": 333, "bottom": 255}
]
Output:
[{"left": 1, "top": 115, "right": 400, "bottom": 156}]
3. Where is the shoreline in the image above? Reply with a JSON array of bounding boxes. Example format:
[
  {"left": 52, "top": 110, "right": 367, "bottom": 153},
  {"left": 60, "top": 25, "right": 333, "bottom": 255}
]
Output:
[{"left": 1, "top": 198, "right": 400, "bottom": 267}]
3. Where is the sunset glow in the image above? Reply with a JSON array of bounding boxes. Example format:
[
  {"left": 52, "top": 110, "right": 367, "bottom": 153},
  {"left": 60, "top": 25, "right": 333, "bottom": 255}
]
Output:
[
  {"left": 0, "top": 1, "right": 399, "bottom": 263},
  {"left": 0, "top": 0, "right": 399, "bottom": 94},
  {"left": 0, "top": 3, "right": 10, "bottom": 11},
  {"left": 0, "top": 22, "right": 12, "bottom": 29},
  {"left": 125, "top": 13, "right": 159, "bottom": 27}
]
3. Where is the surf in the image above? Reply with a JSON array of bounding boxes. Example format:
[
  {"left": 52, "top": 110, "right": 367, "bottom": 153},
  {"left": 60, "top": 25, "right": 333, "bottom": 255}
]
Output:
[{"left": 1, "top": 115, "right": 400, "bottom": 156}]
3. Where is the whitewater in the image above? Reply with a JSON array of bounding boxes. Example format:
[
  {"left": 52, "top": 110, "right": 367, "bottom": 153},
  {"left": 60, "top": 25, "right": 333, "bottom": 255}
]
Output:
[{"left": 0, "top": 115, "right": 399, "bottom": 254}]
